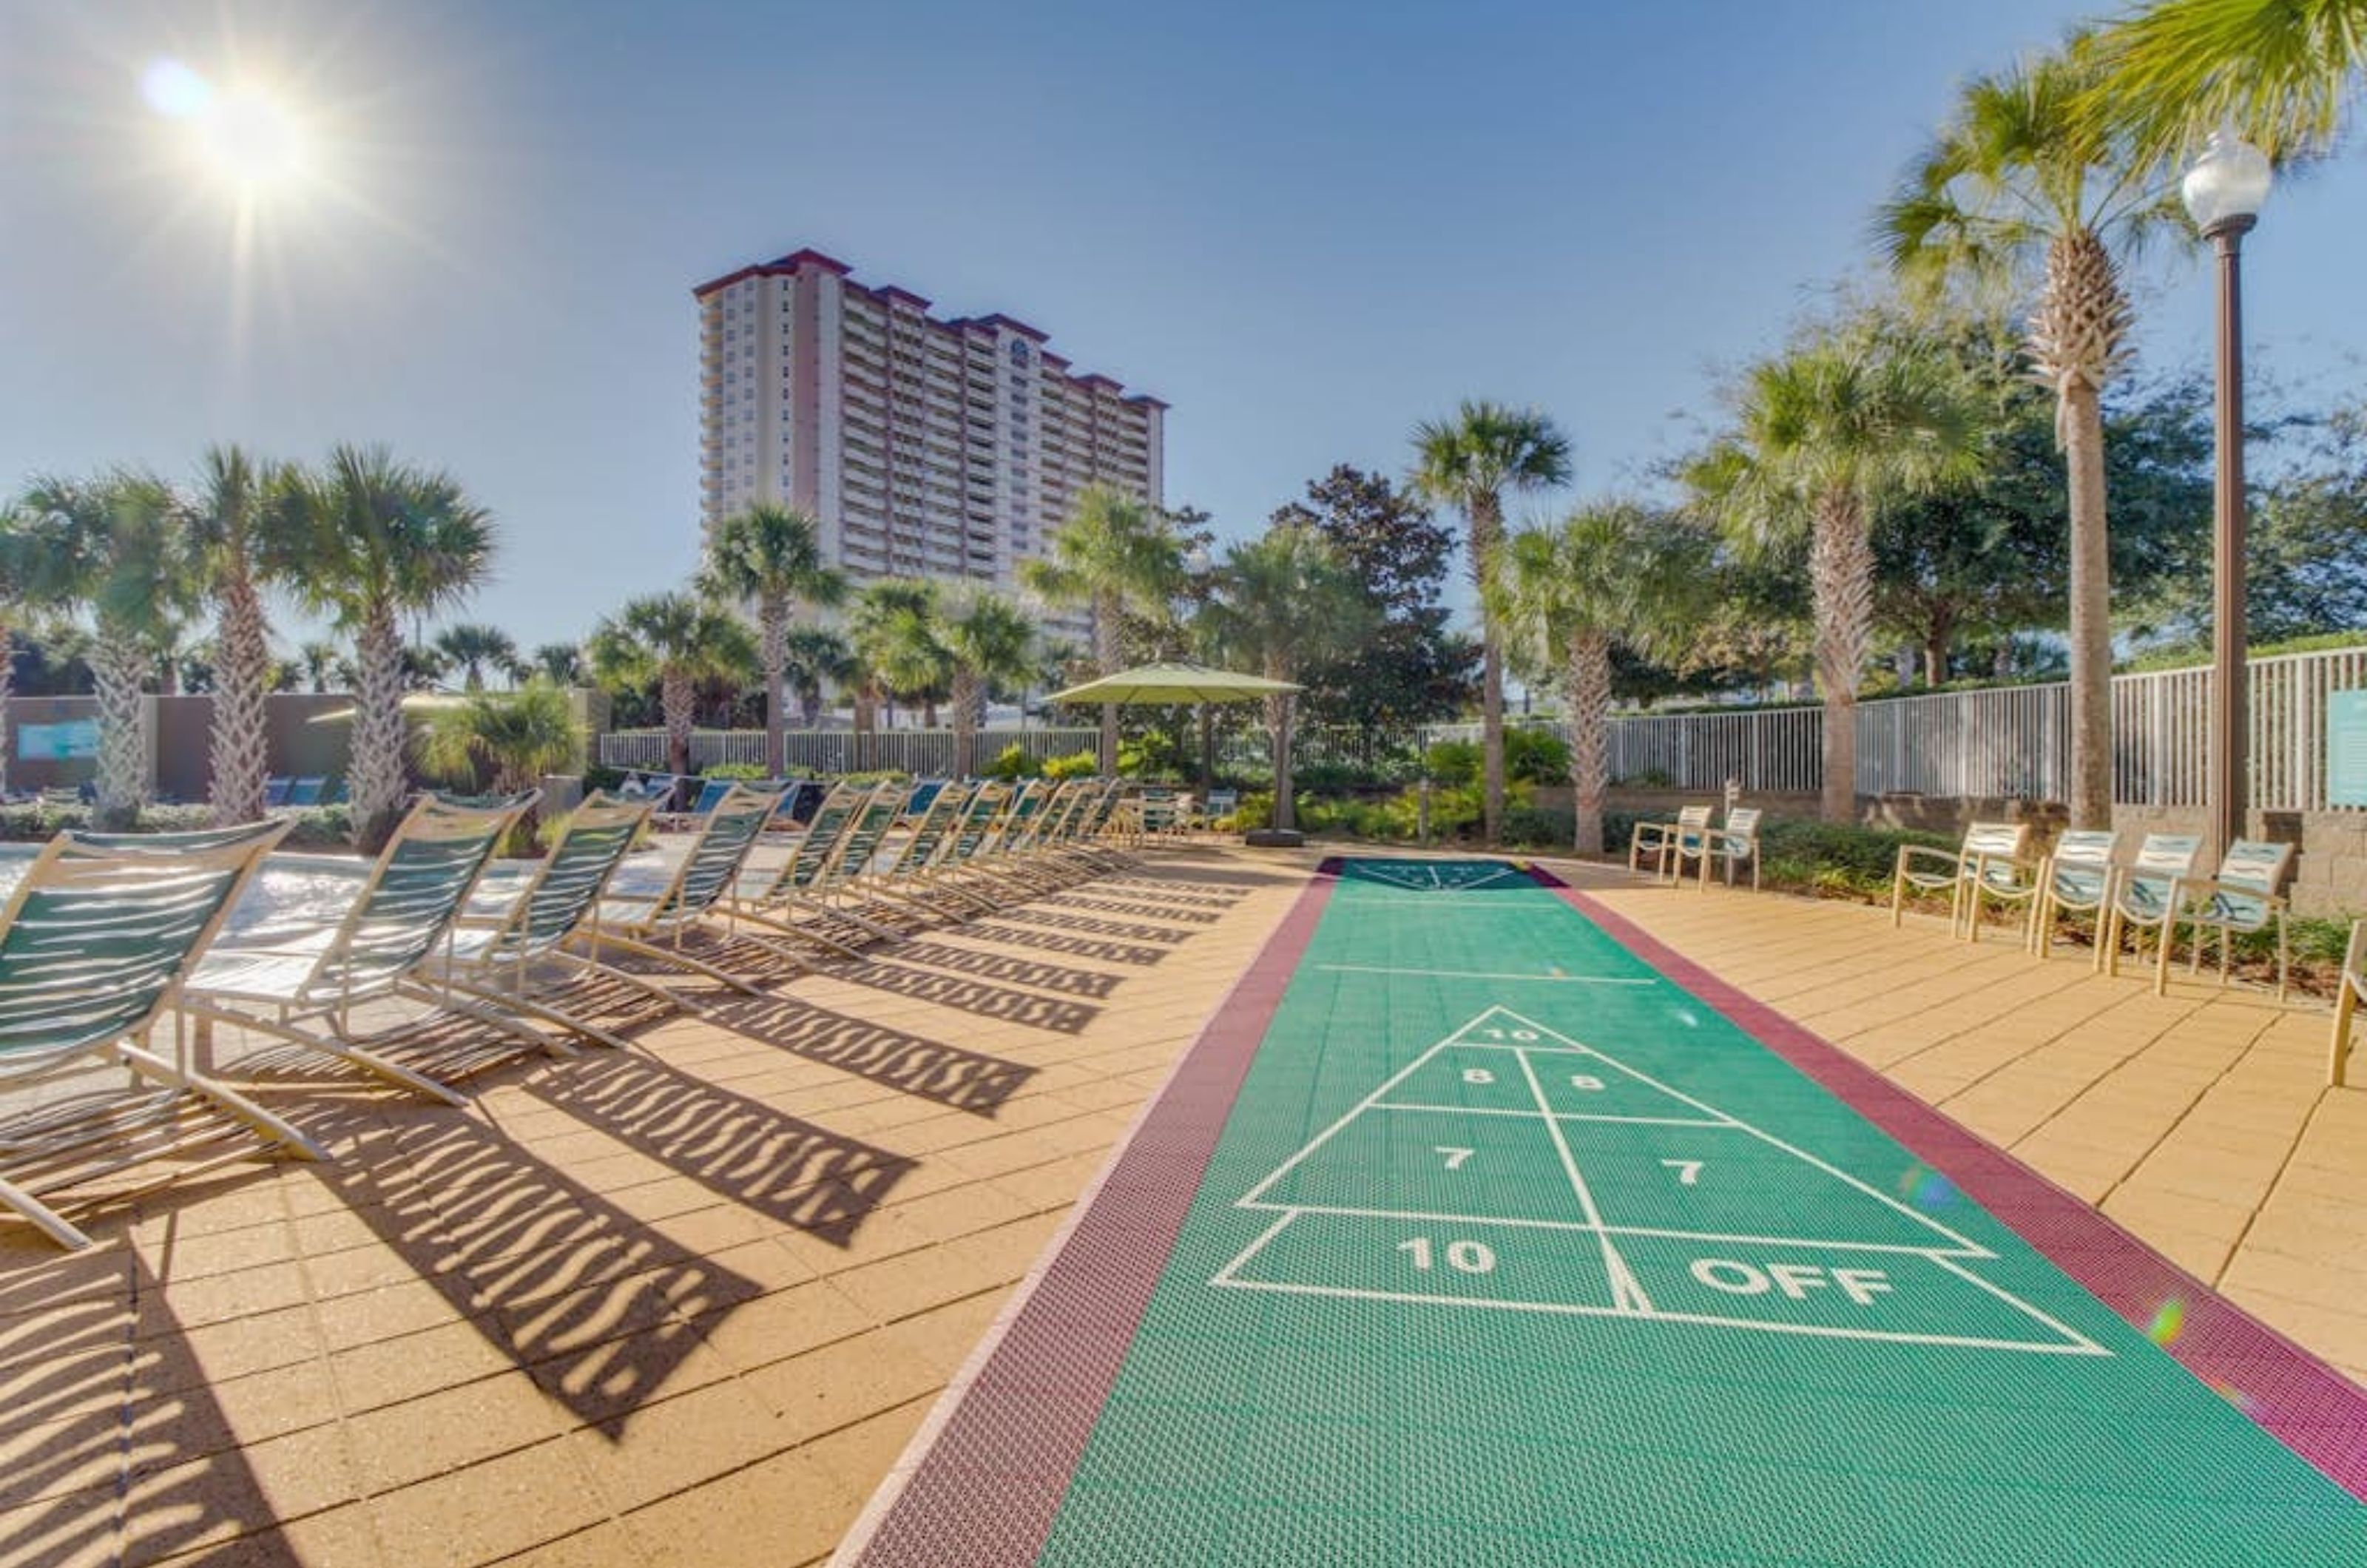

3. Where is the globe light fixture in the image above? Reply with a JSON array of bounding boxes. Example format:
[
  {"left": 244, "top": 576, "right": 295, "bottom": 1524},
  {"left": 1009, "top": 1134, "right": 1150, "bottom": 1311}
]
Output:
[{"left": 2183, "top": 127, "right": 2271, "bottom": 864}]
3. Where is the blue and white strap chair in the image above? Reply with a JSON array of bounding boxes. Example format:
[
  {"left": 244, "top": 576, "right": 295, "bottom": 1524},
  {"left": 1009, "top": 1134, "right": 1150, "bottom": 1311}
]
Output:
[
  {"left": 2158, "top": 838, "right": 2295, "bottom": 1001},
  {"left": 1890, "top": 821, "right": 2032, "bottom": 940},
  {"left": 2101, "top": 834, "right": 2206, "bottom": 983},
  {"left": 2027, "top": 829, "right": 2118, "bottom": 963}
]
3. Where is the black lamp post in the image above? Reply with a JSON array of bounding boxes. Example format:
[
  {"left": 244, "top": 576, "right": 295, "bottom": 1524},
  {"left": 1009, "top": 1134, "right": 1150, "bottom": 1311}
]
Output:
[{"left": 2181, "top": 127, "right": 2272, "bottom": 862}]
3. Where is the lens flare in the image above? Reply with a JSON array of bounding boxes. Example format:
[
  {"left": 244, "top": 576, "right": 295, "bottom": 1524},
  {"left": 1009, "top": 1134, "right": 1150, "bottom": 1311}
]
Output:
[
  {"left": 1893, "top": 1164, "right": 1959, "bottom": 1209},
  {"left": 2147, "top": 1297, "right": 2187, "bottom": 1347},
  {"left": 141, "top": 58, "right": 215, "bottom": 118}
]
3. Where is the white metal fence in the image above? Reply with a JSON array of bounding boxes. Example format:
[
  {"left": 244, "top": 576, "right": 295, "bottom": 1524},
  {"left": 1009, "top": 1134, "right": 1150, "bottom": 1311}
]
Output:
[
  {"left": 593, "top": 646, "right": 2366, "bottom": 808},
  {"left": 598, "top": 726, "right": 1101, "bottom": 777}
]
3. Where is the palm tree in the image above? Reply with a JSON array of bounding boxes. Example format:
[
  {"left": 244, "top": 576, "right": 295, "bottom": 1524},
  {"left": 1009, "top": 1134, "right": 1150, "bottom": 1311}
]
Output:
[
  {"left": 0, "top": 504, "right": 37, "bottom": 799},
  {"left": 936, "top": 587, "right": 1037, "bottom": 777},
  {"left": 1880, "top": 43, "right": 2176, "bottom": 827},
  {"left": 1198, "top": 523, "right": 1370, "bottom": 832},
  {"left": 587, "top": 591, "right": 754, "bottom": 776},
  {"left": 701, "top": 503, "right": 847, "bottom": 775},
  {"left": 846, "top": 580, "right": 950, "bottom": 729},
  {"left": 1021, "top": 484, "right": 1185, "bottom": 775},
  {"left": 185, "top": 446, "right": 305, "bottom": 825},
  {"left": 530, "top": 641, "right": 584, "bottom": 686},
  {"left": 415, "top": 680, "right": 585, "bottom": 852},
  {"left": 2089, "top": 0, "right": 2367, "bottom": 156},
  {"left": 1410, "top": 402, "right": 1573, "bottom": 842},
  {"left": 16, "top": 470, "right": 199, "bottom": 829},
  {"left": 298, "top": 638, "right": 341, "bottom": 693},
  {"left": 1485, "top": 505, "right": 1712, "bottom": 855},
  {"left": 288, "top": 445, "right": 498, "bottom": 851},
  {"left": 1687, "top": 333, "right": 1979, "bottom": 823},
  {"left": 433, "top": 622, "right": 520, "bottom": 691},
  {"left": 782, "top": 626, "right": 854, "bottom": 729}
]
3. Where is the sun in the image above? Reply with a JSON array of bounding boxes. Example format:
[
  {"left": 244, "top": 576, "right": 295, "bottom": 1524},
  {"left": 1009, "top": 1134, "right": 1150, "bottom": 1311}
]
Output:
[{"left": 142, "top": 58, "right": 314, "bottom": 192}]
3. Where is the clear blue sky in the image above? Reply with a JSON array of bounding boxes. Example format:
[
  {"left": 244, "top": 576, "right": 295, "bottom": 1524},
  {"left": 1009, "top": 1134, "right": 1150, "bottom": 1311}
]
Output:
[{"left": 4, "top": 0, "right": 2362, "bottom": 650}]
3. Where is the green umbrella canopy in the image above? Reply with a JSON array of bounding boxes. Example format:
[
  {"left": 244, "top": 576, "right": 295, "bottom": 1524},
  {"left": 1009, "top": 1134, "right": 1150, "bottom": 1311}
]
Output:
[{"left": 1047, "top": 661, "right": 1302, "bottom": 705}]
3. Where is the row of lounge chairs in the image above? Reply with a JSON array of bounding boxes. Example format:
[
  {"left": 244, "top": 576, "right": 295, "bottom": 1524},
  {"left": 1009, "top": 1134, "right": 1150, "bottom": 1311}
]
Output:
[{"left": 0, "top": 774, "right": 1146, "bottom": 1249}]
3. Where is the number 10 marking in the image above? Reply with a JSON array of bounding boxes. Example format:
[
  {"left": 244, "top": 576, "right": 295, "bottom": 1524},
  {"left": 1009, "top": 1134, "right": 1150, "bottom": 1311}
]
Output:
[{"left": 1398, "top": 1237, "right": 1496, "bottom": 1274}]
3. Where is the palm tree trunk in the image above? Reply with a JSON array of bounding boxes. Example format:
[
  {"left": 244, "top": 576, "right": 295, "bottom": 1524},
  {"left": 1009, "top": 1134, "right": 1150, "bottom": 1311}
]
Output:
[
  {"left": 2063, "top": 380, "right": 2114, "bottom": 828},
  {"left": 952, "top": 671, "right": 981, "bottom": 778},
  {"left": 0, "top": 625, "right": 13, "bottom": 800},
  {"left": 1267, "top": 689, "right": 1294, "bottom": 831},
  {"left": 90, "top": 634, "right": 149, "bottom": 832},
  {"left": 1810, "top": 493, "right": 1872, "bottom": 825},
  {"left": 351, "top": 606, "right": 409, "bottom": 852},
  {"left": 1470, "top": 493, "right": 1506, "bottom": 842},
  {"left": 662, "top": 670, "right": 695, "bottom": 777},
  {"left": 1095, "top": 589, "right": 1121, "bottom": 777},
  {"left": 1198, "top": 703, "right": 1214, "bottom": 792},
  {"left": 1567, "top": 628, "right": 1612, "bottom": 856},
  {"left": 210, "top": 562, "right": 271, "bottom": 826},
  {"left": 799, "top": 683, "right": 823, "bottom": 729},
  {"left": 760, "top": 595, "right": 788, "bottom": 777}
]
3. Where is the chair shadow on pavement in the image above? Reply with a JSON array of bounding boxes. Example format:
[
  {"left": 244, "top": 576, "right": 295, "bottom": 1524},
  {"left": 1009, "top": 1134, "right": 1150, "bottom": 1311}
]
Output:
[
  {"left": 818, "top": 958, "right": 1101, "bottom": 1034},
  {"left": 706, "top": 994, "right": 1037, "bottom": 1115},
  {"left": 0, "top": 1250, "right": 305, "bottom": 1565},
  {"left": 517, "top": 1051, "right": 917, "bottom": 1247},
  {"left": 879, "top": 940, "right": 1124, "bottom": 1000},
  {"left": 300, "top": 1104, "right": 760, "bottom": 1436}
]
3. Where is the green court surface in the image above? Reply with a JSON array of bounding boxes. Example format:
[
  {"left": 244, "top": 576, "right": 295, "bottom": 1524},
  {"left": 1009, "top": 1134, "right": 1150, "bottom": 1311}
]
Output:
[{"left": 1030, "top": 859, "right": 2367, "bottom": 1565}]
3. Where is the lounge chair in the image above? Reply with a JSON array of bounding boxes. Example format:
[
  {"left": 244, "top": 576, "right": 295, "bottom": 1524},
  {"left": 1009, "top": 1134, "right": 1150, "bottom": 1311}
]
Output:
[
  {"left": 2157, "top": 839, "right": 2296, "bottom": 1001},
  {"left": 262, "top": 777, "right": 294, "bottom": 808},
  {"left": 180, "top": 793, "right": 547, "bottom": 1106},
  {"left": 2027, "top": 829, "right": 2118, "bottom": 962},
  {"left": 0, "top": 821, "right": 322, "bottom": 1250},
  {"left": 1689, "top": 806, "right": 1763, "bottom": 890},
  {"left": 429, "top": 793, "right": 688, "bottom": 1050},
  {"left": 2331, "top": 919, "right": 2364, "bottom": 1087},
  {"left": 285, "top": 777, "right": 328, "bottom": 807},
  {"left": 1630, "top": 805, "right": 1712, "bottom": 881},
  {"left": 2100, "top": 834, "right": 2206, "bottom": 984},
  {"left": 658, "top": 776, "right": 734, "bottom": 832},
  {"left": 723, "top": 780, "right": 902, "bottom": 954},
  {"left": 1889, "top": 821, "right": 2032, "bottom": 939},
  {"left": 575, "top": 783, "right": 788, "bottom": 992}
]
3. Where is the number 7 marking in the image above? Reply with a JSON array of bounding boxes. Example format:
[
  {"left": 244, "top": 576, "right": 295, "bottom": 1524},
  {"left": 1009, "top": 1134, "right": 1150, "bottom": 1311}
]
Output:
[
  {"left": 1436, "top": 1146, "right": 1474, "bottom": 1171},
  {"left": 1661, "top": 1159, "right": 1704, "bottom": 1186}
]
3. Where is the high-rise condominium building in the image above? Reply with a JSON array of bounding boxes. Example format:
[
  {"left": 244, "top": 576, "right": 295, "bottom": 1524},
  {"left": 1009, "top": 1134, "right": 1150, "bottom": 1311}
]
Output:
[{"left": 695, "top": 248, "right": 1166, "bottom": 603}]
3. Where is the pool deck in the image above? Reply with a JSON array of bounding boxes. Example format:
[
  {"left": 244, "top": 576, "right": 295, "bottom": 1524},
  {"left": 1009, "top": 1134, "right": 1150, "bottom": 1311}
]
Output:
[{"left": 1, "top": 845, "right": 2360, "bottom": 1565}]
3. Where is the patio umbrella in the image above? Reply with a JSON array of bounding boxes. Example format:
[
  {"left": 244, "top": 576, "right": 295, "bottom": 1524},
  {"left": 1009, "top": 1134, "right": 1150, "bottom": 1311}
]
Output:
[
  {"left": 304, "top": 692, "right": 474, "bottom": 725},
  {"left": 1045, "top": 661, "right": 1300, "bottom": 706}
]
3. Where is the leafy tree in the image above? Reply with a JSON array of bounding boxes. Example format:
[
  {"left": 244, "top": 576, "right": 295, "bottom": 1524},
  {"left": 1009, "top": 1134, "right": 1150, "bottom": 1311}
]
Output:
[
  {"left": 2089, "top": 0, "right": 2367, "bottom": 156},
  {"left": 298, "top": 638, "right": 341, "bottom": 693},
  {"left": 415, "top": 680, "right": 584, "bottom": 851},
  {"left": 530, "top": 641, "right": 584, "bottom": 686},
  {"left": 1686, "top": 329, "right": 1979, "bottom": 822},
  {"left": 1275, "top": 464, "right": 1477, "bottom": 731},
  {"left": 1022, "top": 483, "right": 1185, "bottom": 774},
  {"left": 782, "top": 626, "right": 854, "bottom": 729},
  {"left": 588, "top": 591, "right": 754, "bottom": 777},
  {"left": 1486, "top": 504, "right": 1712, "bottom": 854},
  {"left": 936, "top": 587, "right": 1036, "bottom": 777},
  {"left": 701, "top": 503, "right": 846, "bottom": 774},
  {"left": 0, "top": 504, "right": 37, "bottom": 797},
  {"left": 285, "top": 445, "right": 497, "bottom": 851},
  {"left": 433, "top": 622, "right": 521, "bottom": 691},
  {"left": 1198, "top": 522, "right": 1371, "bottom": 831},
  {"left": 14, "top": 470, "right": 200, "bottom": 828},
  {"left": 846, "top": 580, "right": 950, "bottom": 730},
  {"left": 1411, "top": 402, "right": 1573, "bottom": 841},
  {"left": 1881, "top": 41, "right": 2181, "bottom": 825}
]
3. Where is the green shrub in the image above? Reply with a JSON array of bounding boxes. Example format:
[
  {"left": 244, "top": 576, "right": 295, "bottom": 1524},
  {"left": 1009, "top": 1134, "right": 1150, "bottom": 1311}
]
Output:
[
  {"left": 1499, "top": 803, "right": 1574, "bottom": 849},
  {"left": 703, "top": 763, "right": 769, "bottom": 780},
  {"left": 986, "top": 743, "right": 1042, "bottom": 782},
  {"left": 1506, "top": 728, "right": 1569, "bottom": 785},
  {"left": 583, "top": 765, "right": 627, "bottom": 792},
  {"left": 1042, "top": 750, "right": 1101, "bottom": 782},
  {"left": 279, "top": 805, "right": 354, "bottom": 851},
  {"left": 1232, "top": 789, "right": 1274, "bottom": 830},
  {"left": 1423, "top": 740, "right": 1481, "bottom": 785}
]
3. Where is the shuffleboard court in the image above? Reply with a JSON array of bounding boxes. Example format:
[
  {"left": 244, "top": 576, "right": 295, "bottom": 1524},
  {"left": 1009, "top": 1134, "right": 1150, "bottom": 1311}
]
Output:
[{"left": 838, "top": 857, "right": 2367, "bottom": 1566}]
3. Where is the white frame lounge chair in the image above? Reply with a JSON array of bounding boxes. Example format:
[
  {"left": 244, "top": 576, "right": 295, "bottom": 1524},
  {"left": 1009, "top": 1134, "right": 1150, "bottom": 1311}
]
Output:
[
  {"left": 1890, "top": 821, "right": 2032, "bottom": 940},
  {"left": 2157, "top": 839, "right": 2295, "bottom": 1001},
  {"left": 575, "top": 783, "right": 787, "bottom": 993},
  {"left": 2101, "top": 834, "right": 2206, "bottom": 984},
  {"left": 180, "top": 793, "right": 545, "bottom": 1106},
  {"left": 2027, "top": 829, "right": 2118, "bottom": 963},
  {"left": 2331, "top": 919, "right": 2364, "bottom": 1087},
  {"left": 0, "top": 821, "right": 322, "bottom": 1250}
]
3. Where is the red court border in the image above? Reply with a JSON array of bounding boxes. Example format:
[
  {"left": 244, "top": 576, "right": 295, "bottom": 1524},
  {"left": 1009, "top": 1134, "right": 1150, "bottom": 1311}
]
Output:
[
  {"left": 1534, "top": 866, "right": 2367, "bottom": 1502},
  {"left": 834, "top": 860, "right": 1343, "bottom": 1567}
]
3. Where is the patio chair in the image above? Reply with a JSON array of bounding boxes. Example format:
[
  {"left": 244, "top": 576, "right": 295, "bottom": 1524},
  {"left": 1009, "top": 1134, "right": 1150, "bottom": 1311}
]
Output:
[
  {"left": 180, "top": 793, "right": 547, "bottom": 1106},
  {"left": 284, "top": 776, "right": 328, "bottom": 807},
  {"left": 263, "top": 776, "right": 294, "bottom": 808},
  {"left": 1630, "top": 805, "right": 1712, "bottom": 882},
  {"left": 1690, "top": 806, "right": 1763, "bottom": 891},
  {"left": 2330, "top": 919, "right": 2364, "bottom": 1087},
  {"left": 2100, "top": 834, "right": 2206, "bottom": 984},
  {"left": 2026, "top": 829, "right": 2119, "bottom": 963},
  {"left": 723, "top": 780, "right": 901, "bottom": 956},
  {"left": 428, "top": 793, "right": 688, "bottom": 1050},
  {"left": 2156, "top": 839, "right": 2296, "bottom": 1001},
  {"left": 0, "top": 821, "right": 320, "bottom": 1250},
  {"left": 575, "top": 783, "right": 788, "bottom": 993},
  {"left": 1201, "top": 788, "right": 1240, "bottom": 835},
  {"left": 1889, "top": 821, "right": 2031, "bottom": 939},
  {"left": 657, "top": 775, "right": 733, "bottom": 832}
]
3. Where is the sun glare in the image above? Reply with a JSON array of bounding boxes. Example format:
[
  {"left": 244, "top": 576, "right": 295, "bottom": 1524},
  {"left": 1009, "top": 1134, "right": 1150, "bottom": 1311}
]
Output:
[{"left": 142, "top": 58, "right": 313, "bottom": 192}]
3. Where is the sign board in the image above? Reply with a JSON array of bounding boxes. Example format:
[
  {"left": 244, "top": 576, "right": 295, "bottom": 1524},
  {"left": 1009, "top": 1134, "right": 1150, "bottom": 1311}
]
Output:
[
  {"left": 16, "top": 719, "right": 100, "bottom": 760},
  {"left": 2331, "top": 689, "right": 2367, "bottom": 808}
]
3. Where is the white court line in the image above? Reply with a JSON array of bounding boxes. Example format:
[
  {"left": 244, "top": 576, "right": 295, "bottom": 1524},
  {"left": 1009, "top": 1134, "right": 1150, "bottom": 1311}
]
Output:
[
  {"left": 1208, "top": 1210, "right": 1297, "bottom": 1286},
  {"left": 1517, "top": 1048, "right": 1653, "bottom": 1313},
  {"left": 1928, "top": 1251, "right": 2109, "bottom": 1354},
  {"left": 1232, "top": 1039, "right": 1457, "bottom": 1209},
  {"left": 1374, "top": 1101, "right": 1733, "bottom": 1129},
  {"left": 1209, "top": 1274, "right": 2107, "bottom": 1354},
  {"left": 1230, "top": 1202, "right": 2000, "bottom": 1257},
  {"left": 1316, "top": 964, "right": 1655, "bottom": 985}
]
